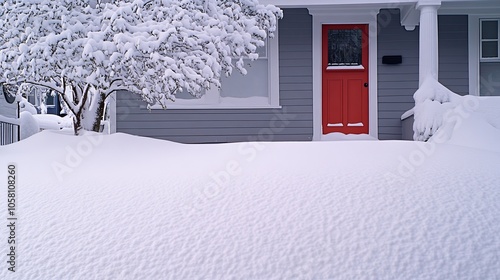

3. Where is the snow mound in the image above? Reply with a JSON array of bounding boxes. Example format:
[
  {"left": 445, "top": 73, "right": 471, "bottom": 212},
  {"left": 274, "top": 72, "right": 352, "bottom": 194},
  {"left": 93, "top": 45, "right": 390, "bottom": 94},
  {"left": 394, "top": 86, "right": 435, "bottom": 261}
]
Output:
[
  {"left": 1, "top": 131, "right": 500, "bottom": 279},
  {"left": 413, "top": 77, "right": 462, "bottom": 104},
  {"left": 413, "top": 77, "right": 500, "bottom": 153},
  {"left": 20, "top": 111, "right": 40, "bottom": 139},
  {"left": 444, "top": 113, "right": 500, "bottom": 153},
  {"left": 475, "top": 97, "right": 500, "bottom": 129}
]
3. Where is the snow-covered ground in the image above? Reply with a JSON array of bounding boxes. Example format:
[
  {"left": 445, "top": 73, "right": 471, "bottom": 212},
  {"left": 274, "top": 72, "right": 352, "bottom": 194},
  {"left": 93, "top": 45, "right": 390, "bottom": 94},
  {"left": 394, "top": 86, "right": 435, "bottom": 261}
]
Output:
[{"left": 1, "top": 110, "right": 500, "bottom": 279}]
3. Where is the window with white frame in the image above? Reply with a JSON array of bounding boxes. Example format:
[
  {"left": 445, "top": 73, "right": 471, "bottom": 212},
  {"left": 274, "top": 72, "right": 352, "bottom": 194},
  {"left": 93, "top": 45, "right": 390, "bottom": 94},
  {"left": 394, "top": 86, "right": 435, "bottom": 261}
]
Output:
[
  {"left": 480, "top": 19, "right": 499, "bottom": 60},
  {"left": 151, "top": 36, "right": 280, "bottom": 109},
  {"left": 480, "top": 19, "right": 500, "bottom": 96}
]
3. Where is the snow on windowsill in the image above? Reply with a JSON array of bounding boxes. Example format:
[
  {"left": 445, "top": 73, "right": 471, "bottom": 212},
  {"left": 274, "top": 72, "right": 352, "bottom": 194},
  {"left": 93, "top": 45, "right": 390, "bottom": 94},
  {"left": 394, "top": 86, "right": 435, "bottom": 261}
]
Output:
[
  {"left": 326, "top": 65, "right": 364, "bottom": 70},
  {"left": 142, "top": 96, "right": 281, "bottom": 110}
]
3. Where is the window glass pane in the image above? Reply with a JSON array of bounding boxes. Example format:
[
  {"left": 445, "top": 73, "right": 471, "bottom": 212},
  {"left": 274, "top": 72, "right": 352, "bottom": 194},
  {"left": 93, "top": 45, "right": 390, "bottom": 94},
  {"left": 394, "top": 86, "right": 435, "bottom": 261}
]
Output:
[
  {"left": 257, "top": 45, "right": 267, "bottom": 59},
  {"left": 328, "top": 29, "right": 362, "bottom": 66},
  {"left": 45, "top": 92, "right": 55, "bottom": 105},
  {"left": 27, "top": 94, "right": 35, "bottom": 104},
  {"left": 482, "top": 41, "right": 499, "bottom": 58},
  {"left": 174, "top": 59, "right": 269, "bottom": 105},
  {"left": 480, "top": 62, "right": 500, "bottom": 96},
  {"left": 176, "top": 88, "right": 199, "bottom": 100},
  {"left": 220, "top": 59, "right": 268, "bottom": 99},
  {"left": 482, "top": 20, "right": 498, "bottom": 40}
]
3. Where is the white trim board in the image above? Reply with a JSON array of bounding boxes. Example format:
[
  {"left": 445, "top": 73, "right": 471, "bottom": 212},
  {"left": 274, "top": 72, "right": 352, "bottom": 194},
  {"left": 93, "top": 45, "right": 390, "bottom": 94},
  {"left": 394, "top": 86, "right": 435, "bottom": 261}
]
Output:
[
  {"left": 309, "top": 8, "right": 379, "bottom": 141},
  {"left": 262, "top": 0, "right": 500, "bottom": 8},
  {"left": 469, "top": 15, "right": 480, "bottom": 96},
  {"left": 108, "top": 92, "right": 117, "bottom": 134}
]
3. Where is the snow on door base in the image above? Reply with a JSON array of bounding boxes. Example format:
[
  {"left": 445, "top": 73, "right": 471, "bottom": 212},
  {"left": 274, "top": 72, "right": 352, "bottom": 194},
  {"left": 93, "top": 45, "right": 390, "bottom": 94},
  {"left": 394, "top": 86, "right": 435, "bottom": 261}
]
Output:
[{"left": 321, "top": 132, "right": 377, "bottom": 141}]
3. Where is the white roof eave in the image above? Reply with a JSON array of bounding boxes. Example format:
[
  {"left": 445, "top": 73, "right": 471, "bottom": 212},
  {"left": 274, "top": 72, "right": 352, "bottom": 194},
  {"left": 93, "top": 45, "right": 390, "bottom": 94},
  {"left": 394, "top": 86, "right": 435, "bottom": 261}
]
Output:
[{"left": 260, "top": 0, "right": 499, "bottom": 10}]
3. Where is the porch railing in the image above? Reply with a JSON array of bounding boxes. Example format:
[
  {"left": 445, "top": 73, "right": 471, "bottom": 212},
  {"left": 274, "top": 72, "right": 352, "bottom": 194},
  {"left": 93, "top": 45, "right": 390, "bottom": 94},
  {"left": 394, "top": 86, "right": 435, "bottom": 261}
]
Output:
[{"left": 0, "top": 115, "right": 20, "bottom": 146}]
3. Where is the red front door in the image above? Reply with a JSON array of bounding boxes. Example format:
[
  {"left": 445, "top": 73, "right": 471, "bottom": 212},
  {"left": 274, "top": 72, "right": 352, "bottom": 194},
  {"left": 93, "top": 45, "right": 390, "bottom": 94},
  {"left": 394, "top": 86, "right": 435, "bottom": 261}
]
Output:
[{"left": 322, "top": 24, "right": 369, "bottom": 135}]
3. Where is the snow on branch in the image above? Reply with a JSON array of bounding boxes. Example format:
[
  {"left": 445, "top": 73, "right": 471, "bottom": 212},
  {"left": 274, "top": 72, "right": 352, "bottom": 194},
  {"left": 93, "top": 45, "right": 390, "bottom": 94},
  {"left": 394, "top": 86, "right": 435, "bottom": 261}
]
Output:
[
  {"left": 0, "top": 0, "right": 281, "bottom": 103},
  {"left": 0, "top": 0, "right": 282, "bottom": 133}
]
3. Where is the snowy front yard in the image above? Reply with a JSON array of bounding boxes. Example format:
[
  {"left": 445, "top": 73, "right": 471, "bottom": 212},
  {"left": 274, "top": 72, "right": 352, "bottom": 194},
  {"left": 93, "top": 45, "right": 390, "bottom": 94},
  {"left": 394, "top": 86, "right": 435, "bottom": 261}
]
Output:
[{"left": 1, "top": 113, "right": 500, "bottom": 279}]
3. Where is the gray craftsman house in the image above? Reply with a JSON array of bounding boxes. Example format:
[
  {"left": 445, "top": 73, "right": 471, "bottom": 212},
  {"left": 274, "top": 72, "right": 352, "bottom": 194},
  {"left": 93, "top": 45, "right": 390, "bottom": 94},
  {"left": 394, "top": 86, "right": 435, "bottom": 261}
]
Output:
[{"left": 112, "top": 0, "right": 500, "bottom": 143}]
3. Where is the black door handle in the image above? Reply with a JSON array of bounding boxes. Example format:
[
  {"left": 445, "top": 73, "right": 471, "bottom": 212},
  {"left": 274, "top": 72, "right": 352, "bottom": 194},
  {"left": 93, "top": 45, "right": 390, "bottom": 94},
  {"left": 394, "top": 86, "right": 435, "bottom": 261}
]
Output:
[{"left": 364, "top": 83, "right": 368, "bottom": 87}]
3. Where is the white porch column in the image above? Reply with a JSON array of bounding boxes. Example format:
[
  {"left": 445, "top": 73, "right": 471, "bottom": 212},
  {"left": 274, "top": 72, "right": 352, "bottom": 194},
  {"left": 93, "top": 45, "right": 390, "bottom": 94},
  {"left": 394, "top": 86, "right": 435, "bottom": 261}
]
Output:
[{"left": 416, "top": 0, "right": 441, "bottom": 86}]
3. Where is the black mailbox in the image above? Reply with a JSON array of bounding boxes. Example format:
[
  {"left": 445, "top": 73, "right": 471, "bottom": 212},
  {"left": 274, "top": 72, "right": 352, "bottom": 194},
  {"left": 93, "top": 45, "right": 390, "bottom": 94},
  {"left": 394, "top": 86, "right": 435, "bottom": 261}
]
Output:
[{"left": 382, "top": 55, "right": 402, "bottom": 65}]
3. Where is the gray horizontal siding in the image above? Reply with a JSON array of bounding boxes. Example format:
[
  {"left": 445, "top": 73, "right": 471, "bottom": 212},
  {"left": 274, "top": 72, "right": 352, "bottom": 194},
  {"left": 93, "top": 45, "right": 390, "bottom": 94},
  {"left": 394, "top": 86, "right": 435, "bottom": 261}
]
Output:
[
  {"left": 377, "top": 9, "right": 419, "bottom": 140},
  {"left": 116, "top": 8, "right": 313, "bottom": 143},
  {"left": 438, "top": 15, "right": 469, "bottom": 95},
  {"left": 377, "top": 10, "right": 469, "bottom": 140},
  {"left": 116, "top": 8, "right": 469, "bottom": 143}
]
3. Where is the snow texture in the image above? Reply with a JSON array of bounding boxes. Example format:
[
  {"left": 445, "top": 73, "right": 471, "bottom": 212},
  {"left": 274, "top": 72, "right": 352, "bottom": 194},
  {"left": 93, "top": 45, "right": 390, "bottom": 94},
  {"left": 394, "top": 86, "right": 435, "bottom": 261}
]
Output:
[
  {"left": 475, "top": 97, "right": 500, "bottom": 129},
  {"left": 19, "top": 111, "right": 39, "bottom": 139},
  {"left": 1, "top": 115, "right": 500, "bottom": 279},
  {"left": 444, "top": 112, "right": 500, "bottom": 153}
]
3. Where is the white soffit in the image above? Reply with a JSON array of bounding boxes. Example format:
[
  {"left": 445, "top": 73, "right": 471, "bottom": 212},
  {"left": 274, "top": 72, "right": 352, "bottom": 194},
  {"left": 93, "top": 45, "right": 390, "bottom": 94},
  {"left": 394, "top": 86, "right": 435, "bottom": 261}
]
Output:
[{"left": 260, "top": 0, "right": 500, "bottom": 15}]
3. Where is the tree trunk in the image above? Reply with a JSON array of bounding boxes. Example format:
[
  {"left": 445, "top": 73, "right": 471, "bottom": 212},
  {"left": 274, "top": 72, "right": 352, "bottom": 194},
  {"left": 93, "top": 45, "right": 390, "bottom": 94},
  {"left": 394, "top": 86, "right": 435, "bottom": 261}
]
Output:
[
  {"left": 71, "top": 96, "right": 86, "bottom": 135},
  {"left": 91, "top": 92, "right": 106, "bottom": 133},
  {"left": 59, "top": 86, "right": 107, "bottom": 135},
  {"left": 80, "top": 90, "right": 106, "bottom": 134},
  {"left": 73, "top": 115, "right": 82, "bottom": 135}
]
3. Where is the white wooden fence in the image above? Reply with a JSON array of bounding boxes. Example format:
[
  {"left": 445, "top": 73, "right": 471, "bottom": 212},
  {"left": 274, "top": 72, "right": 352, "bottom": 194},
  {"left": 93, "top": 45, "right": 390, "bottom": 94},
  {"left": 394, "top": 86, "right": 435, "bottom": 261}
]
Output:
[{"left": 0, "top": 115, "right": 20, "bottom": 146}]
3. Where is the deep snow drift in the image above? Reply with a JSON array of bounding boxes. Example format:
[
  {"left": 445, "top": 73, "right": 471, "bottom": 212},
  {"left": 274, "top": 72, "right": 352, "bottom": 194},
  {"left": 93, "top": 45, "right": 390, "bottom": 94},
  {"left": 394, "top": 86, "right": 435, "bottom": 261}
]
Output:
[
  {"left": 1, "top": 114, "right": 500, "bottom": 279},
  {"left": 412, "top": 77, "right": 500, "bottom": 143}
]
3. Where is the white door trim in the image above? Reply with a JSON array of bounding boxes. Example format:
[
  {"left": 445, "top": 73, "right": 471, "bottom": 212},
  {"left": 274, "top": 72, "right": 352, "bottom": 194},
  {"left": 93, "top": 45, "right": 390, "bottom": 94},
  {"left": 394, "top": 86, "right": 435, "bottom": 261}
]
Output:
[{"left": 309, "top": 8, "right": 379, "bottom": 140}]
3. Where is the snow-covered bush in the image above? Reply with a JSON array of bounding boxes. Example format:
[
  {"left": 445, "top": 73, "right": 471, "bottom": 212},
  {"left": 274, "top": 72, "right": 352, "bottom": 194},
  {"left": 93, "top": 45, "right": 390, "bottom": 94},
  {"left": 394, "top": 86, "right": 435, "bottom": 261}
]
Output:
[
  {"left": 0, "top": 0, "right": 282, "bottom": 135},
  {"left": 412, "top": 78, "right": 463, "bottom": 141},
  {"left": 412, "top": 77, "right": 500, "bottom": 142}
]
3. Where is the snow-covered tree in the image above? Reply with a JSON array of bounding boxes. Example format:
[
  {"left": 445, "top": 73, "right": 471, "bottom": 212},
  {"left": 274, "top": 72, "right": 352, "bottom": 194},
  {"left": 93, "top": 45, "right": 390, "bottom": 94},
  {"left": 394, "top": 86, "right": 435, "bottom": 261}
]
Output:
[{"left": 0, "top": 0, "right": 282, "bottom": 134}]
